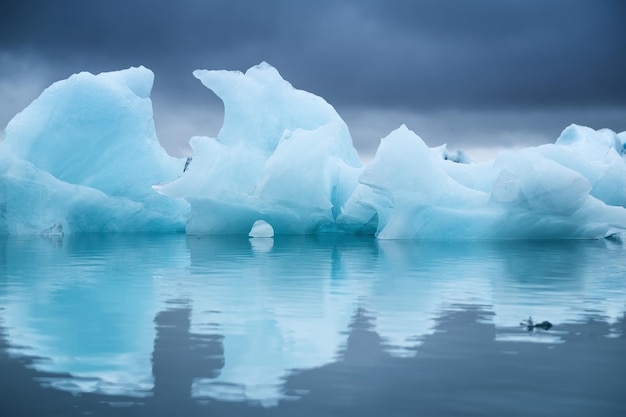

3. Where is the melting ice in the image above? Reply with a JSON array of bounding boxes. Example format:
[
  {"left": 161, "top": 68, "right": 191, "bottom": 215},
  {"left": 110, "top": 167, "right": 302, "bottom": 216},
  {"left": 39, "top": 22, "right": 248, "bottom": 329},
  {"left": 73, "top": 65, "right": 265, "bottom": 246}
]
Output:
[{"left": 1, "top": 63, "right": 625, "bottom": 238}]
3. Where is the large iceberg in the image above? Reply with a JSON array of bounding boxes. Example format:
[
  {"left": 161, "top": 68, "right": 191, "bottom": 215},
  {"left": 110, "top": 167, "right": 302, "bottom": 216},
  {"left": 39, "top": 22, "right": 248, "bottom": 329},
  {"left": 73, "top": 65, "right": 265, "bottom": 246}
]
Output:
[
  {"left": 0, "top": 66, "right": 189, "bottom": 234},
  {"left": 339, "top": 124, "right": 626, "bottom": 239},
  {"left": 1, "top": 62, "right": 625, "bottom": 238},
  {"left": 155, "top": 62, "right": 362, "bottom": 234}
]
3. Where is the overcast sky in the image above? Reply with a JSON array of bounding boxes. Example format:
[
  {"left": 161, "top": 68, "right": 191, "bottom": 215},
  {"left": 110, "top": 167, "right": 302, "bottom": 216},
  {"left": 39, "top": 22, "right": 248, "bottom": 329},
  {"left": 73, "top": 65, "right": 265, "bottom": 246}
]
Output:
[{"left": 1, "top": 0, "right": 625, "bottom": 160}]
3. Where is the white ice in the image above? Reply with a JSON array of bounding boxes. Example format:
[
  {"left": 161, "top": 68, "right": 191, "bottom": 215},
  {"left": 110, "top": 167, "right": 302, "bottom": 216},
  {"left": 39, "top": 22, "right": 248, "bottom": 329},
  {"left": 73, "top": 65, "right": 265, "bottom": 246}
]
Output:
[
  {"left": 2, "top": 62, "right": 626, "bottom": 238},
  {"left": 249, "top": 219, "right": 274, "bottom": 238}
]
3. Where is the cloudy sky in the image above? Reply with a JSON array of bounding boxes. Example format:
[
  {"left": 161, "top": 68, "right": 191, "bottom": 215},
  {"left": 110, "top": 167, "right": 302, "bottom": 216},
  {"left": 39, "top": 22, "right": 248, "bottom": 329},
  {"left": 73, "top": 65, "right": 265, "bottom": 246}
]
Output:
[{"left": 1, "top": 0, "right": 625, "bottom": 160}]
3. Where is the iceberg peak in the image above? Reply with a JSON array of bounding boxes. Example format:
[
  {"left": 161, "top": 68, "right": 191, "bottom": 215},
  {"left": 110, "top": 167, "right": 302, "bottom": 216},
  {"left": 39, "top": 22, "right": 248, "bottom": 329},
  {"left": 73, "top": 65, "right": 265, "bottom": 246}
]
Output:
[
  {"left": 103, "top": 65, "right": 154, "bottom": 99},
  {"left": 191, "top": 62, "right": 358, "bottom": 162}
]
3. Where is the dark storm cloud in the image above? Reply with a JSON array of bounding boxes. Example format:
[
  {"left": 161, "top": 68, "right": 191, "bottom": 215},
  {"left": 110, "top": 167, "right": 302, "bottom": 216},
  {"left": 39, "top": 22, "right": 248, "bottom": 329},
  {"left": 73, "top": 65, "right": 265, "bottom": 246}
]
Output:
[
  {"left": 290, "top": 0, "right": 626, "bottom": 110},
  {"left": 1, "top": 0, "right": 625, "bottom": 157},
  {"left": 2, "top": 0, "right": 625, "bottom": 110}
]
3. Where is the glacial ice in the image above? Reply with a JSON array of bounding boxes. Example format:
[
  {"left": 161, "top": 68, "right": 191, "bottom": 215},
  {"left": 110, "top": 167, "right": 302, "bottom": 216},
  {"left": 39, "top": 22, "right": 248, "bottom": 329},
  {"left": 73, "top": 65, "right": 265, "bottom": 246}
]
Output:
[
  {"left": 339, "top": 124, "right": 626, "bottom": 239},
  {"left": 154, "top": 62, "right": 362, "bottom": 235},
  {"left": 1, "top": 62, "right": 625, "bottom": 239},
  {"left": 0, "top": 66, "right": 189, "bottom": 234},
  {"left": 249, "top": 219, "right": 275, "bottom": 238}
]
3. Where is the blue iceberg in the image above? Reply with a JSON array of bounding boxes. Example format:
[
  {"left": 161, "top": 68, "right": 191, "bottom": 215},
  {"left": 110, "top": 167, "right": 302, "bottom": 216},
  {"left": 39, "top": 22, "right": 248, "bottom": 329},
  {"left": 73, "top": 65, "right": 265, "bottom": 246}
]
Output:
[
  {"left": 340, "top": 124, "right": 626, "bottom": 239},
  {"left": 0, "top": 66, "right": 188, "bottom": 234},
  {"left": 1, "top": 63, "right": 625, "bottom": 238},
  {"left": 155, "top": 62, "right": 362, "bottom": 235}
]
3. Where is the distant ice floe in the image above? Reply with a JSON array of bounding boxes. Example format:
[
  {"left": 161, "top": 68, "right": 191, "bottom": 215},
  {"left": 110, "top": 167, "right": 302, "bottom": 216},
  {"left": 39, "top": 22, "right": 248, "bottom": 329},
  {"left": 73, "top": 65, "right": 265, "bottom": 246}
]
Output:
[{"left": 1, "top": 62, "right": 625, "bottom": 238}]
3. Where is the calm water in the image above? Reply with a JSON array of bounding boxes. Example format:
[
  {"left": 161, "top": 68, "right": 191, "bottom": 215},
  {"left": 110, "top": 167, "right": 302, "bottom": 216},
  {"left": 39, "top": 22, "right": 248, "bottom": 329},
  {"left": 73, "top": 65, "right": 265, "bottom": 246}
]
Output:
[{"left": 0, "top": 234, "right": 625, "bottom": 416}]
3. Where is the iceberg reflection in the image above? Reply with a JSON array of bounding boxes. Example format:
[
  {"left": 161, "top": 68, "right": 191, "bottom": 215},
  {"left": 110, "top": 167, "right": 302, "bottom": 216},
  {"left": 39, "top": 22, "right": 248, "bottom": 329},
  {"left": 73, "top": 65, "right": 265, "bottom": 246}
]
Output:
[{"left": 0, "top": 235, "right": 625, "bottom": 405}]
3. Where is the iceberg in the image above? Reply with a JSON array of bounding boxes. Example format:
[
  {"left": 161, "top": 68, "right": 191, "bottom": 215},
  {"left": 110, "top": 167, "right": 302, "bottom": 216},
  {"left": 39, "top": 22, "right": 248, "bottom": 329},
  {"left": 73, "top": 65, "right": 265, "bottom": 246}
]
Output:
[
  {"left": 0, "top": 66, "right": 189, "bottom": 234},
  {"left": 1, "top": 62, "right": 625, "bottom": 239},
  {"left": 249, "top": 219, "right": 274, "bottom": 238},
  {"left": 340, "top": 124, "right": 626, "bottom": 239},
  {"left": 155, "top": 62, "right": 362, "bottom": 234}
]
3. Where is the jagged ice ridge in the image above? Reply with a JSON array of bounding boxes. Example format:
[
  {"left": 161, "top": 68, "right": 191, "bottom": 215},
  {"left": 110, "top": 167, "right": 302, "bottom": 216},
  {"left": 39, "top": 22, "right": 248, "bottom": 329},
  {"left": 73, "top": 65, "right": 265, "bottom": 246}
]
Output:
[{"left": 1, "top": 63, "right": 625, "bottom": 239}]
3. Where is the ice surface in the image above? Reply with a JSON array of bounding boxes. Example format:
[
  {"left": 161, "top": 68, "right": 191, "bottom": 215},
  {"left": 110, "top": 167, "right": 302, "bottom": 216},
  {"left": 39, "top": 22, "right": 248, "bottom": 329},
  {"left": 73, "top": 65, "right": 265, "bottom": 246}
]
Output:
[
  {"left": 2, "top": 62, "right": 625, "bottom": 238},
  {"left": 155, "top": 63, "right": 626, "bottom": 238},
  {"left": 249, "top": 219, "right": 274, "bottom": 238},
  {"left": 339, "top": 124, "right": 626, "bottom": 239},
  {"left": 0, "top": 67, "right": 189, "bottom": 234},
  {"left": 155, "top": 62, "right": 362, "bottom": 234}
]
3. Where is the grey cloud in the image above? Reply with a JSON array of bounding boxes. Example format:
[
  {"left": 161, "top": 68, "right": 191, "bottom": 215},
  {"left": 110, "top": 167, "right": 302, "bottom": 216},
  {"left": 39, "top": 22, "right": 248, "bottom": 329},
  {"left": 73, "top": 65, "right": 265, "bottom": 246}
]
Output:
[
  {"left": 3, "top": 0, "right": 624, "bottom": 109},
  {"left": 342, "top": 104, "right": 626, "bottom": 162},
  {"left": 1, "top": 0, "right": 624, "bottom": 153},
  {"left": 309, "top": 0, "right": 626, "bottom": 109}
]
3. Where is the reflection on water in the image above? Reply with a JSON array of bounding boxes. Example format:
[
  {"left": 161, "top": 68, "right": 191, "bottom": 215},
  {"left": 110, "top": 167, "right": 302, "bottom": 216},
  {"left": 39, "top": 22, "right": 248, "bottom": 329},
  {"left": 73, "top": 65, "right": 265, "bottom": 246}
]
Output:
[{"left": 0, "top": 234, "right": 625, "bottom": 414}]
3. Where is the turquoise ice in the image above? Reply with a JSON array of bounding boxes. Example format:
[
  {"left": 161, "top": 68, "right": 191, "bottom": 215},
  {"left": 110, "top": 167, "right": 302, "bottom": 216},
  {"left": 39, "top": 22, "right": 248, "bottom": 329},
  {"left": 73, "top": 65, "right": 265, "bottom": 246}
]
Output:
[{"left": 1, "top": 63, "right": 625, "bottom": 238}]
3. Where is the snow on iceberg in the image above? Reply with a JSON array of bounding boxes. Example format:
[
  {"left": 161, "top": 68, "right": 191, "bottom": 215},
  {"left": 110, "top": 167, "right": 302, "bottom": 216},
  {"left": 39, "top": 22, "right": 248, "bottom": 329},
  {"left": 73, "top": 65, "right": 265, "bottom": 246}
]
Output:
[
  {"left": 0, "top": 66, "right": 189, "bottom": 234},
  {"left": 155, "top": 62, "right": 362, "bottom": 234}
]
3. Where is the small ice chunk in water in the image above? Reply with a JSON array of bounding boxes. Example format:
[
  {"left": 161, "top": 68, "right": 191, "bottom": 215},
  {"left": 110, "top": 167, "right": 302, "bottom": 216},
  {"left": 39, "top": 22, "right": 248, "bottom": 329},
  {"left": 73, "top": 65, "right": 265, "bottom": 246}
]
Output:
[{"left": 249, "top": 220, "right": 274, "bottom": 238}]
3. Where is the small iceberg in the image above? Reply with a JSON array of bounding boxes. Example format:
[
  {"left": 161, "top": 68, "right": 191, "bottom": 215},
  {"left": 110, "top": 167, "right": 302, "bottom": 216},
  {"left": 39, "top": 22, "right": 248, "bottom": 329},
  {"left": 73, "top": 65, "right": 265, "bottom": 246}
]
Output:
[{"left": 249, "top": 220, "right": 275, "bottom": 238}]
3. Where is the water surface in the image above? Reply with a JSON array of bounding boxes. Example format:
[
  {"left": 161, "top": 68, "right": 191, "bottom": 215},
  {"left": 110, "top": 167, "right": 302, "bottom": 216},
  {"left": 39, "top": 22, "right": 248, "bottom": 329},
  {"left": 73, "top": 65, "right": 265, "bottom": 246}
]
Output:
[{"left": 1, "top": 234, "right": 625, "bottom": 416}]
